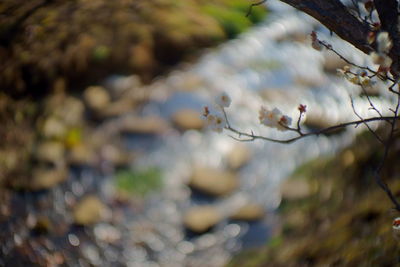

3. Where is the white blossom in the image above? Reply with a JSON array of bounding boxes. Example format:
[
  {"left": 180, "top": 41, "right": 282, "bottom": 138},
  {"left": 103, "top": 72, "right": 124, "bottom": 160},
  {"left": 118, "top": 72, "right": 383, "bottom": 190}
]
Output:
[
  {"left": 377, "top": 32, "right": 392, "bottom": 54},
  {"left": 215, "top": 92, "right": 231, "bottom": 108},
  {"left": 259, "top": 106, "right": 292, "bottom": 131},
  {"left": 310, "top": 31, "right": 323, "bottom": 51},
  {"left": 277, "top": 115, "right": 292, "bottom": 131},
  {"left": 393, "top": 217, "right": 400, "bottom": 240},
  {"left": 259, "top": 107, "right": 282, "bottom": 128},
  {"left": 370, "top": 52, "right": 392, "bottom": 69},
  {"left": 204, "top": 113, "right": 226, "bottom": 133},
  {"left": 359, "top": 76, "right": 371, "bottom": 87}
]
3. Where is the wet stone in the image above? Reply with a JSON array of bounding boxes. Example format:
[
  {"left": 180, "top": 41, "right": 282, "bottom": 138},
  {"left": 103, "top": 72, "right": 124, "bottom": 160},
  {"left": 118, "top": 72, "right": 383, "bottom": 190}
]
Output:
[
  {"left": 189, "top": 166, "right": 238, "bottom": 196},
  {"left": 30, "top": 166, "right": 68, "bottom": 191},
  {"left": 100, "top": 145, "right": 133, "bottom": 167},
  {"left": 183, "top": 206, "right": 222, "bottom": 233},
  {"left": 171, "top": 109, "right": 204, "bottom": 131},
  {"left": 94, "top": 223, "right": 121, "bottom": 243},
  {"left": 304, "top": 114, "right": 344, "bottom": 135},
  {"left": 229, "top": 203, "right": 264, "bottom": 221},
  {"left": 55, "top": 97, "right": 85, "bottom": 126},
  {"left": 41, "top": 117, "right": 67, "bottom": 139},
  {"left": 67, "top": 144, "right": 98, "bottom": 167},
  {"left": 322, "top": 51, "right": 347, "bottom": 74},
  {"left": 280, "top": 178, "right": 312, "bottom": 201},
  {"left": 226, "top": 144, "right": 252, "bottom": 170},
  {"left": 73, "top": 195, "right": 110, "bottom": 225},
  {"left": 35, "top": 141, "right": 65, "bottom": 164},
  {"left": 83, "top": 86, "right": 111, "bottom": 111},
  {"left": 96, "top": 99, "right": 135, "bottom": 119},
  {"left": 119, "top": 116, "right": 169, "bottom": 135}
]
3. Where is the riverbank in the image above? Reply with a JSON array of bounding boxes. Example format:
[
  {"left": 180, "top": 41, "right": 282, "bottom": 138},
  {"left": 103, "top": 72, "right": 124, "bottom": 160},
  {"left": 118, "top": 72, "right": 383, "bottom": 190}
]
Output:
[
  {"left": 0, "top": 0, "right": 267, "bottom": 187},
  {"left": 1, "top": 0, "right": 266, "bottom": 96},
  {"left": 228, "top": 129, "right": 400, "bottom": 266}
]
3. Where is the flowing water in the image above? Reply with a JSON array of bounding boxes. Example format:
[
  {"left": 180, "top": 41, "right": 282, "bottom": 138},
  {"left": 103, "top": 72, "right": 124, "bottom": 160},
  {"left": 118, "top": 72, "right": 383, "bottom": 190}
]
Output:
[{"left": 2, "top": 1, "right": 396, "bottom": 266}]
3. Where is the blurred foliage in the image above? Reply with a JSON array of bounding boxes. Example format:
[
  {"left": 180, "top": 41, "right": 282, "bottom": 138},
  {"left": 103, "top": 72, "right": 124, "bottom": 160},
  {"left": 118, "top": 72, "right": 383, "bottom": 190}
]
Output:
[
  {"left": 228, "top": 130, "right": 400, "bottom": 266},
  {"left": 0, "top": 93, "right": 37, "bottom": 186},
  {"left": 115, "top": 167, "right": 162, "bottom": 197},
  {"left": 202, "top": 0, "right": 266, "bottom": 38},
  {"left": 0, "top": 0, "right": 267, "bottom": 96}
]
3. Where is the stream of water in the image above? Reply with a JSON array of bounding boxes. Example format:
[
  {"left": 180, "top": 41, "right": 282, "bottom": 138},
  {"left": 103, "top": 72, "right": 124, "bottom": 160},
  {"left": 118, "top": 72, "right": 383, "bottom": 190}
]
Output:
[{"left": 97, "top": 2, "right": 396, "bottom": 266}]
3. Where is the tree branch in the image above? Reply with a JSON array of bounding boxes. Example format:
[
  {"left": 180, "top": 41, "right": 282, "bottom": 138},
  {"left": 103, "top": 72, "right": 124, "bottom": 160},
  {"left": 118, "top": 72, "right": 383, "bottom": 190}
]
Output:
[
  {"left": 225, "top": 115, "right": 398, "bottom": 144},
  {"left": 373, "top": 0, "right": 400, "bottom": 76},
  {"left": 278, "top": 0, "right": 372, "bottom": 54}
]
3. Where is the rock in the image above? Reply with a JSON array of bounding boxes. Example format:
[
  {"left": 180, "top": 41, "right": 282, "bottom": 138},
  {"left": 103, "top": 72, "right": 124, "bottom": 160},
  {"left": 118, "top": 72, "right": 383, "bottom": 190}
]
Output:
[
  {"left": 304, "top": 114, "right": 344, "bottom": 135},
  {"left": 67, "top": 144, "right": 97, "bottom": 167},
  {"left": 230, "top": 203, "right": 264, "bottom": 221},
  {"left": 41, "top": 117, "right": 67, "bottom": 139},
  {"left": 100, "top": 145, "right": 133, "bottom": 167},
  {"left": 294, "top": 75, "right": 325, "bottom": 88},
  {"left": 276, "top": 32, "right": 308, "bottom": 43},
  {"left": 73, "top": 195, "right": 110, "bottom": 225},
  {"left": 94, "top": 223, "right": 121, "bottom": 243},
  {"left": 55, "top": 97, "right": 85, "bottom": 126},
  {"left": 97, "top": 99, "right": 135, "bottom": 118},
  {"left": 31, "top": 166, "right": 68, "bottom": 190},
  {"left": 35, "top": 141, "right": 65, "bottom": 164},
  {"left": 171, "top": 109, "right": 204, "bottom": 130},
  {"left": 280, "top": 178, "right": 312, "bottom": 201},
  {"left": 259, "top": 88, "right": 297, "bottom": 103},
  {"left": 183, "top": 206, "right": 222, "bottom": 233},
  {"left": 83, "top": 86, "right": 111, "bottom": 111},
  {"left": 119, "top": 115, "right": 169, "bottom": 135},
  {"left": 322, "top": 51, "right": 347, "bottom": 73},
  {"left": 104, "top": 75, "right": 141, "bottom": 99},
  {"left": 189, "top": 166, "right": 238, "bottom": 196},
  {"left": 177, "top": 74, "right": 203, "bottom": 92},
  {"left": 226, "top": 144, "right": 251, "bottom": 169}
]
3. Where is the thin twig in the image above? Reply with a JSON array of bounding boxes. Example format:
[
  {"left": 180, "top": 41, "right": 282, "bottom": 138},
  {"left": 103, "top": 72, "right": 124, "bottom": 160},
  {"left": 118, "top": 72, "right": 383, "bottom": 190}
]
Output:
[
  {"left": 359, "top": 84, "right": 384, "bottom": 118},
  {"left": 221, "top": 108, "right": 231, "bottom": 128},
  {"left": 350, "top": 96, "right": 384, "bottom": 143},
  {"left": 318, "top": 41, "right": 396, "bottom": 82},
  {"left": 374, "top": 89, "right": 400, "bottom": 211},
  {"left": 389, "top": 77, "right": 400, "bottom": 95}
]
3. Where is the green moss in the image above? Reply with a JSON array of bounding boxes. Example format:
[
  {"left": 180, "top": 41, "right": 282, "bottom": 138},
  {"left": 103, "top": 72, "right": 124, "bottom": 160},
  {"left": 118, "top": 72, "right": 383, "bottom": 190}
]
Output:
[
  {"left": 92, "top": 45, "right": 111, "bottom": 61},
  {"left": 201, "top": 1, "right": 267, "bottom": 38},
  {"left": 115, "top": 167, "right": 162, "bottom": 197}
]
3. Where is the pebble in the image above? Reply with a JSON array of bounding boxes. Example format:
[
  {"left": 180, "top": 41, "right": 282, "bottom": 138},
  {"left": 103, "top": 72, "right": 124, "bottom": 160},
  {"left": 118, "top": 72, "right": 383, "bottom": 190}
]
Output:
[
  {"left": 171, "top": 109, "right": 204, "bottom": 130},
  {"left": 73, "top": 195, "right": 110, "bottom": 225},
  {"left": 35, "top": 141, "right": 65, "bottom": 164},
  {"left": 189, "top": 166, "right": 238, "bottom": 196},
  {"left": 31, "top": 166, "right": 68, "bottom": 190},
  {"left": 83, "top": 86, "right": 111, "bottom": 111},
  {"left": 280, "top": 178, "right": 313, "bottom": 201},
  {"left": 226, "top": 144, "right": 252, "bottom": 169},
  {"left": 183, "top": 206, "right": 222, "bottom": 233},
  {"left": 119, "top": 115, "right": 169, "bottom": 135},
  {"left": 229, "top": 203, "right": 264, "bottom": 221}
]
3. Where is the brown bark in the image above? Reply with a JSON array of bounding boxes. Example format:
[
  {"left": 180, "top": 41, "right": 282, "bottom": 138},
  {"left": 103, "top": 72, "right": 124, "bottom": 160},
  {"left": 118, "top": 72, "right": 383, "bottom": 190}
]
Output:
[
  {"left": 278, "top": 0, "right": 372, "bottom": 54},
  {"left": 374, "top": 0, "right": 400, "bottom": 76}
]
